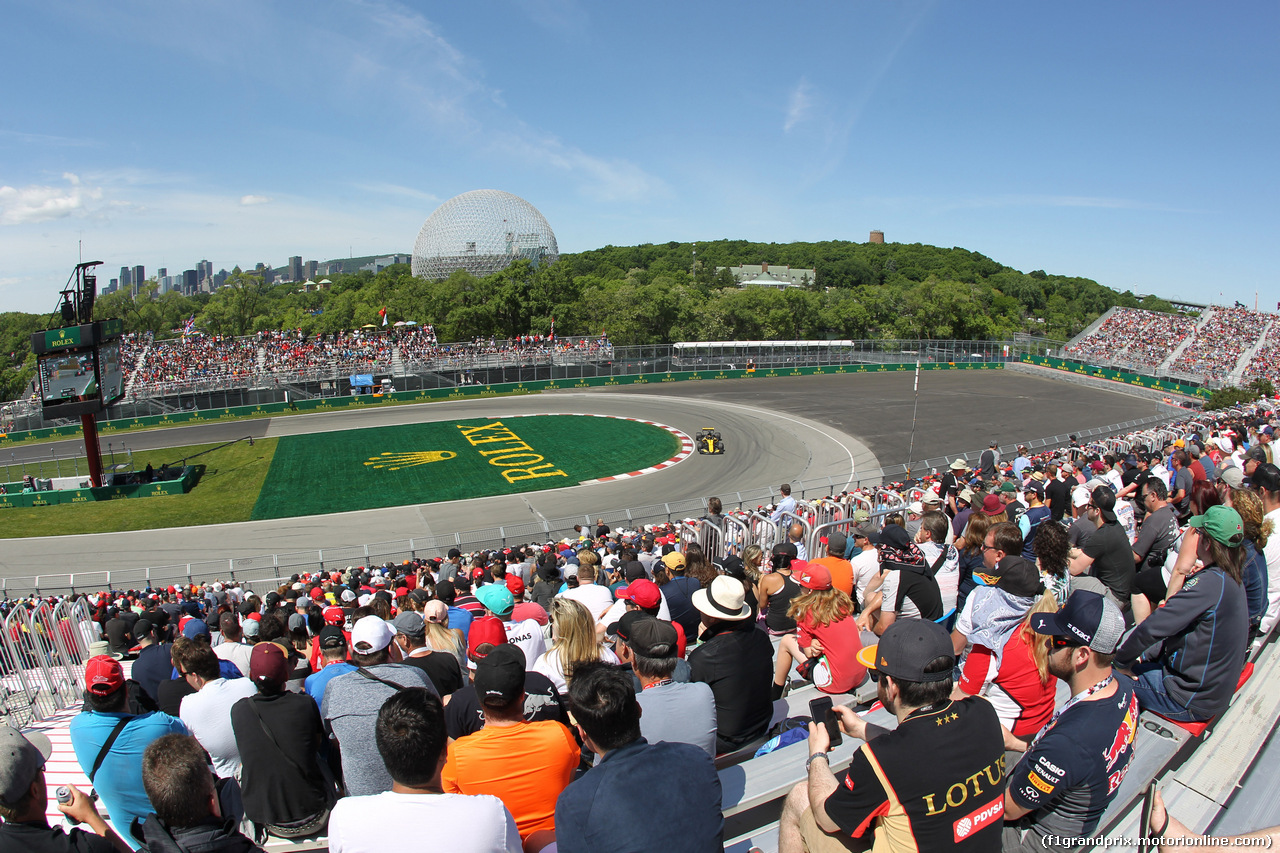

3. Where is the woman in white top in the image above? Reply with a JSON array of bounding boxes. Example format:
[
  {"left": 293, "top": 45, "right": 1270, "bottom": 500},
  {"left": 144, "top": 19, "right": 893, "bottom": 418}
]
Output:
[{"left": 533, "top": 597, "right": 618, "bottom": 693}]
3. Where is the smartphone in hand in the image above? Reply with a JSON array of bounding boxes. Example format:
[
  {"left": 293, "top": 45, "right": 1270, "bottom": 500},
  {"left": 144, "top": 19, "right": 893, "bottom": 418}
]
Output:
[{"left": 809, "top": 696, "right": 843, "bottom": 747}]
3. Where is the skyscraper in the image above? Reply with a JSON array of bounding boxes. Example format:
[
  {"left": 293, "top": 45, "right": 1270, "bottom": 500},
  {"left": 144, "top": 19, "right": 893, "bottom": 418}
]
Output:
[
  {"left": 132, "top": 265, "right": 145, "bottom": 291},
  {"left": 288, "top": 256, "right": 303, "bottom": 282}
]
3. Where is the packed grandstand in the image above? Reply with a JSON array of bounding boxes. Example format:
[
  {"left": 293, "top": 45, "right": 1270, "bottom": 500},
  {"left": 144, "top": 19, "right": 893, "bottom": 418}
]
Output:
[
  {"left": 1063, "top": 304, "right": 1278, "bottom": 384},
  {"left": 5, "top": 400, "right": 1279, "bottom": 852}
]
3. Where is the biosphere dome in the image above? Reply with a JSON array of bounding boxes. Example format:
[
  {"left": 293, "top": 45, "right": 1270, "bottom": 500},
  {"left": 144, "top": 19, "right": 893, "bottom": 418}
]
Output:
[{"left": 411, "top": 189, "right": 559, "bottom": 280}]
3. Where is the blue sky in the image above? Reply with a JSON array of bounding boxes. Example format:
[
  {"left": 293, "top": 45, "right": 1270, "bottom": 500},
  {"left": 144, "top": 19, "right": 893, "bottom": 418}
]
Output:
[{"left": 2, "top": 0, "right": 1276, "bottom": 316}]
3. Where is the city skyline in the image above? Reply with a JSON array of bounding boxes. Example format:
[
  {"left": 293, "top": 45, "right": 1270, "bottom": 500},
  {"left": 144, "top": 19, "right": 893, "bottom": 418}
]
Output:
[{"left": 2, "top": 1, "right": 1276, "bottom": 316}]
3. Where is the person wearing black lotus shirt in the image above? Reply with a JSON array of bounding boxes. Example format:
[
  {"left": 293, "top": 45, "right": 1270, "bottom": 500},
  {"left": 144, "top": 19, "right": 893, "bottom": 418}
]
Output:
[{"left": 778, "top": 619, "right": 1006, "bottom": 853}]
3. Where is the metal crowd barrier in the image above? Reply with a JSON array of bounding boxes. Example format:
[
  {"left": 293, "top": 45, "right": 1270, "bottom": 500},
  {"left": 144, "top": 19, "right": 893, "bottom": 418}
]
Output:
[{"left": 0, "top": 598, "right": 92, "bottom": 727}]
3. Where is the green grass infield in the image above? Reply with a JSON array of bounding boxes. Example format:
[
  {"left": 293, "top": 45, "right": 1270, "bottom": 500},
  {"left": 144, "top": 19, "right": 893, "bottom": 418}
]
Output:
[
  {"left": 250, "top": 414, "right": 680, "bottom": 521},
  {"left": 0, "top": 439, "right": 278, "bottom": 538}
]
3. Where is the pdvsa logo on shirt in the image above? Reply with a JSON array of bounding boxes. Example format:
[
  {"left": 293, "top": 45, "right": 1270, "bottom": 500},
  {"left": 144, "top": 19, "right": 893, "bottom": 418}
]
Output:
[{"left": 953, "top": 796, "right": 1003, "bottom": 842}]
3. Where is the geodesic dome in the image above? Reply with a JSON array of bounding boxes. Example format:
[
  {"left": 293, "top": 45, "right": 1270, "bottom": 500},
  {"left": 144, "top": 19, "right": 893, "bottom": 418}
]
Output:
[{"left": 411, "top": 189, "right": 559, "bottom": 280}]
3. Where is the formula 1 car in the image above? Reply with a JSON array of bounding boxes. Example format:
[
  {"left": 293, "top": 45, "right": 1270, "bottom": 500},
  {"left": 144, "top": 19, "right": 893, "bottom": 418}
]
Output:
[{"left": 696, "top": 427, "right": 724, "bottom": 455}]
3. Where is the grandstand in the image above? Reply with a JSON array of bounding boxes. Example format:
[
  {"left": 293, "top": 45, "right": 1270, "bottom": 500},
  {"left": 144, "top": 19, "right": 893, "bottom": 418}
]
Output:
[{"left": 1063, "top": 304, "right": 1278, "bottom": 387}]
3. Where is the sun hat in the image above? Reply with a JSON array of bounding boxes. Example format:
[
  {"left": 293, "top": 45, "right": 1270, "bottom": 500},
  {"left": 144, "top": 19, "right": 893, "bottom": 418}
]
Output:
[{"left": 691, "top": 576, "right": 751, "bottom": 621}]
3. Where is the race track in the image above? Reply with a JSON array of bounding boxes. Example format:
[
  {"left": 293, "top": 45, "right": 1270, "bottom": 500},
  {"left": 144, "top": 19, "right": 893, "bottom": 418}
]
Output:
[{"left": 1, "top": 370, "right": 1164, "bottom": 575}]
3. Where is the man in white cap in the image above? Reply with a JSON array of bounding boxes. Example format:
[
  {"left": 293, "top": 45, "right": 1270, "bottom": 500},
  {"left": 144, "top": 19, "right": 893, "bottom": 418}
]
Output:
[
  {"left": 321, "top": 616, "right": 435, "bottom": 796},
  {"left": 0, "top": 725, "right": 128, "bottom": 852},
  {"left": 688, "top": 576, "right": 774, "bottom": 755}
]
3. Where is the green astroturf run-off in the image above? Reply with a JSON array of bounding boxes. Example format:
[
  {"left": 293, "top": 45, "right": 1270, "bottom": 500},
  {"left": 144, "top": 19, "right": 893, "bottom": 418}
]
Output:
[{"left": 250, "top": 415, "right": 680, "bottom": 521}]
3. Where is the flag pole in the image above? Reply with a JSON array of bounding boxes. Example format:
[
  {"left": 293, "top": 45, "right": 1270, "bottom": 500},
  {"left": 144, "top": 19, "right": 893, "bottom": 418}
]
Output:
[{"left": 905, "top": 360, "right": 921, "bottom": 482}]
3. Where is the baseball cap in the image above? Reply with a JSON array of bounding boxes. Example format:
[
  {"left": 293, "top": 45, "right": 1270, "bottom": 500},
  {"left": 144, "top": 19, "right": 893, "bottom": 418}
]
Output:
[
  {"left": 852, "top": 521, "right": 879, "bottom": 543},
  {"left": 1072, "top": 485, "right": 1091, "bottom": 508},
  {"left": 242, "top": 618, "right": 261, "bottom": 637},
  {"left": 825, "top": 531, "right": 848, "bottom": 554},
  {"left": 317, "top": 625, "right": 347, "bottom": 650},
  {"left": 351, "top": 615, "right": 395, "bottom": 653},
  {"left": 973, "top": 556, "right": 1044, "bottom": 597},
  {"left": 660, "top": 551, "right": 686, "bottom": 571},
  {"left": 1219, "top": 466, "right": 1245, "bottom": 489},
  {"left": 854, "top": 619, "right": 954, "bottom": 683},
  {"left": 998, "top": 481, "right": 1018, "bottom": 494},
  {"left": 511, "top": 602, "right": 549, "bottom": 626},
  {"left": 475, "top": 583, "right": 515, "bottom": 618},
  {"left": 609, "top": 611, "right": 678, "bottom": 657},
  {"left": 182, "top": 618, "right": 210, "bottom": 640},
  {"left": 473, "top": 644, "right": 526, "bottom": 706},
  {"left": 392, "top": 611, "right": 426, "bottom": 640},
  {"left": 467, "top": 616, "right": 508, "bottom": 661},
  {"left": 447, "top": 548, "right": 463, "bottom": 559},
  {"left": 505, "top": 575, "right": 525, "bottom": 597},
  {"left": 287, "top": 613, "right": 307, "bottom": 633},
  {"left": 1188, "top": 505, "right": 1245, "bottom": 547},
  {"left": 1090, "top": 486, "right": 1118, "bottom": 523},
  {"left": 85, "top": 655, "right": 125, "bottom": 696},
  {"left": 617, "top": 578, "right": 661, "bottom": 609},
  {"left": 1031, "top": 590, "right": 1124, "bottom": 654},
  {"left": 0, "top": 725, "right": 52, "bottom": 805},
  {"left": 323, "top": 606, "right": 345, "bottom": 625},
  {"left": 791, "top": 561, "right": 832, "bottom": 591},
  {"left": 249, "top": 642, "right": 290, "bottom": 691}
]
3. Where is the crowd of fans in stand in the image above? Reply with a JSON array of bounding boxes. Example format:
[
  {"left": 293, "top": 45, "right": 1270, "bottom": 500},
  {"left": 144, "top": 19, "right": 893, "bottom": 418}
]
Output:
[
  {"left": 3, "top": 402, "right": 1278, "bottom": 853},
  {"left": 111, "top": 328, "right": 615, "bottom": 398},
  {"left": 1243, "top": 323, "right": 1280, "bottom": 383},
  {"left": 1171, "top": 306, "right": 1273, "bottom": 379},
  {"left": 122, "top": 332, "right": 261, "bottom": 390}
]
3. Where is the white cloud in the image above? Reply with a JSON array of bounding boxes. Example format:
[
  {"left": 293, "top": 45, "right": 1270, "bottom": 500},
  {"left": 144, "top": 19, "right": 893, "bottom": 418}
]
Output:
[
  {"left": 354, "top": 183, "right": 441, "bottom": 203},
  {"left": 489, "top": 128, "right": 668, "bottom": 203},
  {"left": 240, "top": 195, "right": 272, "bottom": 206},
  {"left": 784, "top": 78, "right": 814, "bottom": 132},
  {"left": 0, "top": 173, "right": 102, "bottom": 225}
]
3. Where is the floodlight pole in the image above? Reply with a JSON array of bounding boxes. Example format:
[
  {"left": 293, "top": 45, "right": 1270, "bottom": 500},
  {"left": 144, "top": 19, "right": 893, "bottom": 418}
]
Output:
[{"left": 82, "top": 414, "right": 104, "bottom": 487}]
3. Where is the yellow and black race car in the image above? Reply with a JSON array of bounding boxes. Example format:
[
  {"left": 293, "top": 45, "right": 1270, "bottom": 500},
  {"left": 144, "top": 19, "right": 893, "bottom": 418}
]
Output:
[{"left": 696, "top": 427, "right": 724, "bottom": 455}]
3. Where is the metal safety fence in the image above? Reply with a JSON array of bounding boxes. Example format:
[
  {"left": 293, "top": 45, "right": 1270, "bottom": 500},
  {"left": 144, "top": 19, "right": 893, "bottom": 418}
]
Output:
[{"left": 0, "top": 598, "right": 93, "bottom": 727}]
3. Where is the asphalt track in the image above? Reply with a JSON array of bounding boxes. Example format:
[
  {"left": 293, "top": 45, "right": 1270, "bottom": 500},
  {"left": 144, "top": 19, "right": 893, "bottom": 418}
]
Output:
[{"left": 1, "top": 371, "right": 1163, "bottom": 576}]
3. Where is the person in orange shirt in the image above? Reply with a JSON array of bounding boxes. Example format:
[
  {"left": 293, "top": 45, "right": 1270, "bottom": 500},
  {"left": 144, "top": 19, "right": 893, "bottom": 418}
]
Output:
[
  {"left": 808, "top": 531, "right": 854, "bottom": 598},
  {"left": 442, "top": 643, "right": 579, "bottom": 841}
]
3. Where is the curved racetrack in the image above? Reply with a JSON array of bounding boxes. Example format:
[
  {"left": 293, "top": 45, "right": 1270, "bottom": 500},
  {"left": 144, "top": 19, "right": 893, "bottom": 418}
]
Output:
[{"left": 1, "top": 371, "right": 1166, "bottom": 575}]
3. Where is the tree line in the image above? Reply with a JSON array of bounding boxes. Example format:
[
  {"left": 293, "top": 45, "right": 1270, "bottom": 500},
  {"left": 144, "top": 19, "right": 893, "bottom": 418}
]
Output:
[{"left": 0, "top": 239, "right": 1180, "bottom": 401}]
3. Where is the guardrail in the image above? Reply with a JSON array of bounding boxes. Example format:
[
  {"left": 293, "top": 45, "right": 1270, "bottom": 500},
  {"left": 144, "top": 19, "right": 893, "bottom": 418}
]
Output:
[{"left": 0, "top": 406, "right": 1184, "bottom": 598}]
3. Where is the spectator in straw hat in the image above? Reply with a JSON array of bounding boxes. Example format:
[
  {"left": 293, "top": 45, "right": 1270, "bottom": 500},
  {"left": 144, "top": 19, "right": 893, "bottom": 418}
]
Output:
[{"left": 689, "top": 576, "right": 774, "bottom": 754}]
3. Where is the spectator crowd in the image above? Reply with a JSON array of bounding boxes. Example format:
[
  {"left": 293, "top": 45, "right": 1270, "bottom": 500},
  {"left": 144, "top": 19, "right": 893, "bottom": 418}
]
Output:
[{"left": 2, "top": 401, "right": 1278, "bottom": 853}]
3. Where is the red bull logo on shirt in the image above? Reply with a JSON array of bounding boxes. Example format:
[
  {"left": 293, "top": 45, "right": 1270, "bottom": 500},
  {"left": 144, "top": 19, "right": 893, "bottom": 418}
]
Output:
[{"left": 1103, "top": 692, "right": 1139, "bottom": 770}]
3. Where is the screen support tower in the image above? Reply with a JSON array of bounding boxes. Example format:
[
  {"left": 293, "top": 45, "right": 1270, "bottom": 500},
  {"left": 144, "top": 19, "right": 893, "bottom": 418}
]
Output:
[{"left": 62, "top": 262, "right": 105, "bottom": 487}]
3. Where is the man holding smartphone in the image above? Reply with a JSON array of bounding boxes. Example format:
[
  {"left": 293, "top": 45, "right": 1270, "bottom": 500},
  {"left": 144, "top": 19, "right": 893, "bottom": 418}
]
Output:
[{"left": 777, "top": 619, "right": 1006, "bottom": 853}]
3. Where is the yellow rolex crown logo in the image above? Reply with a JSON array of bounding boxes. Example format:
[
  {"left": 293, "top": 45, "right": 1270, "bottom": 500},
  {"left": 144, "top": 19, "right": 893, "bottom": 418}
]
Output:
[{"left": 364, "top": 451, "right": 457, "bottom": 471}]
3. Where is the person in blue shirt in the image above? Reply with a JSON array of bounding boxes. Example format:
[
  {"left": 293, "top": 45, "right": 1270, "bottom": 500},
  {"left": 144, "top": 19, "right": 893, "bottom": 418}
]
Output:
[
  {"left": 304, "top": 626, "right": 357, "bottom": 707},
  {"left": 69, "top": 656, "right": 188, "bottom": 849},
  {"left": 553, "top": 661, "right": 723, "bottom": 853}
]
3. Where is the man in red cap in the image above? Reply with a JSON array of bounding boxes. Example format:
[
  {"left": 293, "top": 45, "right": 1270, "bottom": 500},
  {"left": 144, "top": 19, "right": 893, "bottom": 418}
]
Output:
[{"left": 70, "top": 655, "right": 188, "bottom": 845}]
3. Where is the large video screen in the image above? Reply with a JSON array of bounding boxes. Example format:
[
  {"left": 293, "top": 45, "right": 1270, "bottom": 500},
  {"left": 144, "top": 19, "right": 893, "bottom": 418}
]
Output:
[
  {"left": 38, "top": 345, "right": 98, "bottom": 405},
  {"left": 96, "top": 339, "right": 124, "bottom": 406}
]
